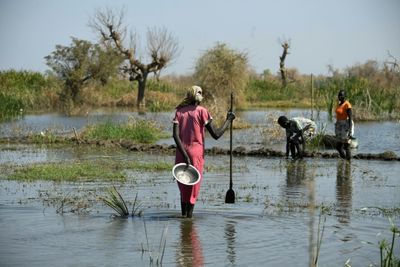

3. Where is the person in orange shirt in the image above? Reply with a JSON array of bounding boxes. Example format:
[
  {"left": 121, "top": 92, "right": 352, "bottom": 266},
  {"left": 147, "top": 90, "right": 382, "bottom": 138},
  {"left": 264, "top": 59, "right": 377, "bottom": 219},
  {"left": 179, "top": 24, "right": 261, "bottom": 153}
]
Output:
[{"left": 335, "top": 90, "right": 353, "bottom": 160}]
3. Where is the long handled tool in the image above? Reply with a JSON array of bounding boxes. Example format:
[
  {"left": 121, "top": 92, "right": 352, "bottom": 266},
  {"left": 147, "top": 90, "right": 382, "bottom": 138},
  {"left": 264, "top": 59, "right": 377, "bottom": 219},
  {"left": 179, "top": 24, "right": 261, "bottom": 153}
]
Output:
[{"left": 225, "top": 92, "right": 235, "bottom": 204}]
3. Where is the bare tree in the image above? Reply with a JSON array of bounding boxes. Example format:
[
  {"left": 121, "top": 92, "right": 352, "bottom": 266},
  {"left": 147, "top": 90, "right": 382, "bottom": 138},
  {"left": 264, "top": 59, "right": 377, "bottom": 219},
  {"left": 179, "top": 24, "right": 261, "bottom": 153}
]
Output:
[
  {"left": 279, "top": 39, "right": 291, "bottom": 88},
  {"left": 89, "top": 8, "right": 180, "bottom": 108},
  {"left": 385, "top": 50, "right": 399, "bottom": 72}
]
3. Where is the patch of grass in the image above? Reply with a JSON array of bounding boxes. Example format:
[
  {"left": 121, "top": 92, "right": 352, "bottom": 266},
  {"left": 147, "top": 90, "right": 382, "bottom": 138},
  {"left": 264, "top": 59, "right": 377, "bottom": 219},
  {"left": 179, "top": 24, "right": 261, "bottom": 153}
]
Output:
[
  {"left": 127, "top": 161, "right": 173, "bottom": 171},
  {"left": 81, "top": 119, "right": 167, "bottom": 144},
  {"left": 2, "top": 159, "right": 172, "bottom": 182},
  {"left": 100, "top": 186, "right": 143, "bottom": 217},
  {"left": 31, "top": 132, "right": 60, "bottom": 144},
  {"left": 8, "top": 161, "right": 126, "bottom": 182},
  {"left": 0, "top": 146, "right": 19, "bottom": 151},
  {"left": 101, "top": 186, "right": 129, "bottom": 216}
]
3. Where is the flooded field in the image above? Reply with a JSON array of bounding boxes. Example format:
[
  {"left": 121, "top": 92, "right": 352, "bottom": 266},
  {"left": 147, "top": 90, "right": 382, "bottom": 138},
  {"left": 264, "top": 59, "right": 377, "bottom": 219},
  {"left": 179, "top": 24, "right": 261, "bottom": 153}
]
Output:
[
  {"left": 0, "top": 109, "right": 399, "bottom": 266},
  {"left": 1, "top": 109, "right": 399, "bottom": 155}
]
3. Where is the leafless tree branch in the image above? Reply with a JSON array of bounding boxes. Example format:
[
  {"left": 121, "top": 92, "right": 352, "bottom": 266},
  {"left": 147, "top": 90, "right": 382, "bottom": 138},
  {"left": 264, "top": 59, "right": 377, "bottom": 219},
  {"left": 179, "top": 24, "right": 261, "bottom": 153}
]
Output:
[{"left": 89, "top": 7, "right": 180, "bottom": 108}]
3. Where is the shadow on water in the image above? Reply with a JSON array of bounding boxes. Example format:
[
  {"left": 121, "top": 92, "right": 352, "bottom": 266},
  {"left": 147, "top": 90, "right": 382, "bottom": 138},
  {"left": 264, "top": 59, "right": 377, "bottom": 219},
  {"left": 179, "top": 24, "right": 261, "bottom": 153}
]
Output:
[{"left": 224, "top": 219, "right": 237, "bottom": 266}]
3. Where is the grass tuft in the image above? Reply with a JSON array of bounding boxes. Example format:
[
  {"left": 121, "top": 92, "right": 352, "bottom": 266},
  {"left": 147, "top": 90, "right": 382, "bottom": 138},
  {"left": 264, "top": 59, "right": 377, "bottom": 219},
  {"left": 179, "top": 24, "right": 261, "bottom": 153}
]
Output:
[{"left": 101, "top": 186, "right": 129, "bottom": 216}]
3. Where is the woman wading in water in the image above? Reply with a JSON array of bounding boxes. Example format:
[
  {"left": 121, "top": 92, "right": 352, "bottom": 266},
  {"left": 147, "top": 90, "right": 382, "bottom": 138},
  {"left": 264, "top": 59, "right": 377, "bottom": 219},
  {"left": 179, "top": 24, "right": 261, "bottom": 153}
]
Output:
[
  {"left": 173, "top": 86, "right": 235, "bottom": 218},
  {"left": 335, "top": 89, "right": 353, "bottom": 160}
]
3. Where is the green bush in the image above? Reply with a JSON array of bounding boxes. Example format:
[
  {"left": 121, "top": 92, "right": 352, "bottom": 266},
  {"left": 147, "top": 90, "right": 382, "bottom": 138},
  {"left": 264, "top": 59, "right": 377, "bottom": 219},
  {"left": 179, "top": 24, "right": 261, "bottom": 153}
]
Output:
[
  {"left": 0, "top": 69, "right": 48, "bottom": 92},
  {"left": 0, "top": 70, "right": 61, "bottom": 112},
  {"left": 0, "top": 92, "right": 25, "bottom": 121}
]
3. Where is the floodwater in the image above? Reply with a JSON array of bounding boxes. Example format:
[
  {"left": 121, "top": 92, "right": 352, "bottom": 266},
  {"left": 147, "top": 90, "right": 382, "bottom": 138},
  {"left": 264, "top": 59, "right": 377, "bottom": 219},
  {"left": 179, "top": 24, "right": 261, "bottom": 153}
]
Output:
[
  {"left": 0, "top": 109, "right": 399, "bottom": 267},
  {"left": 1, "top": 108, "right": 399, "bottom": 155}
]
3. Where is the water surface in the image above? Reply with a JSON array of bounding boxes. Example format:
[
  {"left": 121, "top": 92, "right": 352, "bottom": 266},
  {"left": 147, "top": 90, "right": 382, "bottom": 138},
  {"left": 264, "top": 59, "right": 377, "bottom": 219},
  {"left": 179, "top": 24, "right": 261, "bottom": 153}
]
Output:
[
  {"left": 0, "top": 145, "right": 399, "bottom": 266},
  {"left": 1, "top": 109, "right": 399, "bottom": 155},
  {"left": 1, "top": 109, "right": 399, "bottom": 266}
]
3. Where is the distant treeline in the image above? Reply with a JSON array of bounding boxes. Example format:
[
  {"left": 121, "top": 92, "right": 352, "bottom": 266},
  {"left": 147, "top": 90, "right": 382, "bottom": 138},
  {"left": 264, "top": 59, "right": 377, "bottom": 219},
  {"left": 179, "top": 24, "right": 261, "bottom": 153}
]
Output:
[{"left": 1, "top": 59, "right": 399, "bottom": 121}]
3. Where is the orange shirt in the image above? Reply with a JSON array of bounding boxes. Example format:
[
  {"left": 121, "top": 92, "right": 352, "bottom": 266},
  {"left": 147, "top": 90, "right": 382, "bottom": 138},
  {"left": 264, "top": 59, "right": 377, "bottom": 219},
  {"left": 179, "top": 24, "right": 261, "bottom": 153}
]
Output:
[{"left": 336, "top": 100, "right": 352, "bottom": 121}]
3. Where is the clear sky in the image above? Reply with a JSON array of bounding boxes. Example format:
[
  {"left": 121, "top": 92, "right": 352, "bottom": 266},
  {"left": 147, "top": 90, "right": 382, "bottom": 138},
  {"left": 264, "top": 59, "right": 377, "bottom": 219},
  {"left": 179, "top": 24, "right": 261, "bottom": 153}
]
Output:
[{"left": 1, "top": 0, "right": 399, "bottom": 76}]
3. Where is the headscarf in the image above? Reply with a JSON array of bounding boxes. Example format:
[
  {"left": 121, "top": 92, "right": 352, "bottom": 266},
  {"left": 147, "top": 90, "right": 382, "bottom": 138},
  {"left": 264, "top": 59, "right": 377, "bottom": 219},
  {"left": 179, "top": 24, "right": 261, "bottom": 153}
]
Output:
[{"left": 176, "top": 86, "right": 203, "bottom": 109}]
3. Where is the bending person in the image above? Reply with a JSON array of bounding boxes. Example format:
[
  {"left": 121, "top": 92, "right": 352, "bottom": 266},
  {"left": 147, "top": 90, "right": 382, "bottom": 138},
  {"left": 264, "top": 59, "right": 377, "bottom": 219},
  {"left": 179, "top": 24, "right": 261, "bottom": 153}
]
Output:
[{"left": 278, "top": 116, "right": 316, "bottom": 159}]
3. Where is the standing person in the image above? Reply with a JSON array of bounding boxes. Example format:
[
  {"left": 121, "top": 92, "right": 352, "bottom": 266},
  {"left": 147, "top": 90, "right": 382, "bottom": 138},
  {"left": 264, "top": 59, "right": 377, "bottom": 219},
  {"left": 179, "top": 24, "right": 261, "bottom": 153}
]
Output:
[
  {"left": 278, "top": 116, "right": 316, "bottom": 159},
  {"left": 335, "top": 89, "right": 353, "bottom": 160},
  {"left": 173, "top": 86, "right": 235, "bottom": 218}
]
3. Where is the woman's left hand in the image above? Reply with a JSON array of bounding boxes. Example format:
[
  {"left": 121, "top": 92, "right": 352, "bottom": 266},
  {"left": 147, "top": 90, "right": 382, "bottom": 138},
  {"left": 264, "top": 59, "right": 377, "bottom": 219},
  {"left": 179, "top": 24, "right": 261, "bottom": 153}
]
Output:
[{"left": 226, "top": 111, "right": 236, "bottom": 121}]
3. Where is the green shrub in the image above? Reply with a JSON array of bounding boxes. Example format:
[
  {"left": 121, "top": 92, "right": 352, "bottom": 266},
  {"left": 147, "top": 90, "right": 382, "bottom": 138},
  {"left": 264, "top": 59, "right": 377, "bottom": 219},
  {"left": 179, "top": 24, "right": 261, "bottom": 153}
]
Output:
[
  {"left": 0, "top": 70, "right": 61, "bottom": 112},
  {"left": 0, "top": 69, "right": 48, "bottom": 92},
  {"left": 0, "top": 92, "right": 25, "bottom": 121}
]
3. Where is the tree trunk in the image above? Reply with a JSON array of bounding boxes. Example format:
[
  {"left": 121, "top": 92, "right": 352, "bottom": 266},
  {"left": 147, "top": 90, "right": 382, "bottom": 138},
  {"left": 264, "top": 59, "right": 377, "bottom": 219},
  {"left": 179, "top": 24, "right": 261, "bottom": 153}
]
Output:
[
  {"left": 137, "top": 72, "right": 148, "bottom": 109},
  {"left": 280, "top": 42, "right": 289, "bottom": 88}
]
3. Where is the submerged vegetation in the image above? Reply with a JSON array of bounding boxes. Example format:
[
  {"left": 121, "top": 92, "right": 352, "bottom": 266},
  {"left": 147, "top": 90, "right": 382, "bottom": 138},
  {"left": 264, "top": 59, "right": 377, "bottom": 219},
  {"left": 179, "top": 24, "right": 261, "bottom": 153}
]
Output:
[{"left": 378, "top": 218, "right": 400, "bottom": 267}]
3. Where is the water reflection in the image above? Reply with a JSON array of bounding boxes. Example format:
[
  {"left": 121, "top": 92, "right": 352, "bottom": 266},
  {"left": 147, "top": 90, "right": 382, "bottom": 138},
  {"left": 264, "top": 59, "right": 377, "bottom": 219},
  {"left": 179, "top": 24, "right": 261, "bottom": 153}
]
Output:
[
  {"left": 335, "top": 160, "right": 352, "bottom": 224},
  {"left": 286, "top": 160, "right": 307, "bottom": 187},
  {"left": 284, "top": 160, "right": 318, "bottom": 267},
  {"left": 176, "top": 219, "right": 204, "bottom": 267},
  {"left": 284, "top": 159, "right": 308, "bottom": 204},
  {"left": 224, "top": 220, "right": 237, "bottom": 265}
]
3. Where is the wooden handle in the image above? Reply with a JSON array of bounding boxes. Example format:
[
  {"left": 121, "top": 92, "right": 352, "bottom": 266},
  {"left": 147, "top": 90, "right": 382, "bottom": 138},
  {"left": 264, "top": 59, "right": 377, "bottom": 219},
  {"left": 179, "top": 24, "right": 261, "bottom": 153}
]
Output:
[{"left": 229, "top": 92, "right": 233, "bottom": 188}]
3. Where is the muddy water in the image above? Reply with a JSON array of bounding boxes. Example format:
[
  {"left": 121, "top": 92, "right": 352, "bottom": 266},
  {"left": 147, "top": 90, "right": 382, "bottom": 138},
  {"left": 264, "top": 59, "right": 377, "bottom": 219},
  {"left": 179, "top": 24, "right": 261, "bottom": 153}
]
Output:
[{"left": 0, "top": 145, "right": 399, "bottom": 267}]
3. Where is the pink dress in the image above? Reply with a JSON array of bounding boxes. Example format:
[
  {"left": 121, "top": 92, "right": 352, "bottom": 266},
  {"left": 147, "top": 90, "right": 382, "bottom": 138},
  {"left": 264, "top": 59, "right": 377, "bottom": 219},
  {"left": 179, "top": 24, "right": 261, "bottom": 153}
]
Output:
[{"left": 173, "top": 105, "right": 212, "bottom": 204}]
